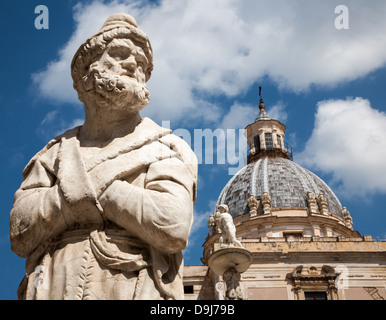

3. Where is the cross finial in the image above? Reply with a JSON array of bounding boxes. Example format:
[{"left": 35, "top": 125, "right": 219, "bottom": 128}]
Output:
[{"left": 259, "top": 86, "right": 265, "bottom": 110}]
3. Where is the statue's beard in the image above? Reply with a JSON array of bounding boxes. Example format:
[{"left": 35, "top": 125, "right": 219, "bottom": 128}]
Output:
[{"left": 83, "top": 68, "right": 150, "bottom": 112}]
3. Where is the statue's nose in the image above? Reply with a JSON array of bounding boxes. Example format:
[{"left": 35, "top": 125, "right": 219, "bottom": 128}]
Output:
[{"left": 122, "top": 55, "right": 137, "bottom": 70}]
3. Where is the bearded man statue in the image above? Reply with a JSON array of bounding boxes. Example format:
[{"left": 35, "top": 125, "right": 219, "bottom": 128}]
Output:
[{"left": 10, "top": 13, "right": 198, "bottom": 300}]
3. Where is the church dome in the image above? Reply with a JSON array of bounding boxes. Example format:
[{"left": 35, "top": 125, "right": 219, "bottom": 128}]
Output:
[
  {"left": 216, "top": 157, "right": 344, "bottom": 219},
  {"left": 213, "top": 87, "right": 353, "bottom": 234}
]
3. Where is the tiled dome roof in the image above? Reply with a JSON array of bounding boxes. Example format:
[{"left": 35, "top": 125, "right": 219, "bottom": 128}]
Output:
[{"left": 216, "top": 157, "right": 343, "bottom": 219}]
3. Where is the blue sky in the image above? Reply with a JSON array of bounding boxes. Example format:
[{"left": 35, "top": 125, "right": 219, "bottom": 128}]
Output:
[{"left": 1, "top": 0, "right": 386, "bottom": 300}]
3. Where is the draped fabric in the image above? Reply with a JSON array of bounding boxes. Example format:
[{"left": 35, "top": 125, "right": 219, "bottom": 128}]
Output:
[{"left": 10, "top": 117, "right": 197, "bottom": 300}]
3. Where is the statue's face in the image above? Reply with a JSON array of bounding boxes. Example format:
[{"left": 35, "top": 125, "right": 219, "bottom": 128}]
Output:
[
  {"left": 100, "top": 38, "right": 148, "bottom": 84},
  {"left": 218, "top": 205, "right": 228, "bottom": 214},
  {"left": 84, "top": 37, "right": 150, "bottom": 112}
]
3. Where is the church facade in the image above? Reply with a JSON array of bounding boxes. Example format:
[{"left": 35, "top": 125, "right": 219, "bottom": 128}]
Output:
[{"left": 183, "top": 89, "right": 386, "bottom": 300}]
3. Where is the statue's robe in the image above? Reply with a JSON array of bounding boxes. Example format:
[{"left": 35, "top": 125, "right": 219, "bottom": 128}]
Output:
[{"left": 10, "top": 117, "right": 197, "bottom": 300}]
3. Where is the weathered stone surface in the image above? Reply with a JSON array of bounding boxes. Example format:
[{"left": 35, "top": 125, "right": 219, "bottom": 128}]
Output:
[{"left": 10, "top": 13, "right": 197, "bottom": 300}]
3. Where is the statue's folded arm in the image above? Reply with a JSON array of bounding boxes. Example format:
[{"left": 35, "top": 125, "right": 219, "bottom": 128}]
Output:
[
  {"left": 10, "top": 161, "right": 68, "bottom": 258},
  {"left": 99, "top": 157, "right": 195, "bottom": 255},
  {"left": 11, "top": 150, "right": 196, "bottom": 258}
]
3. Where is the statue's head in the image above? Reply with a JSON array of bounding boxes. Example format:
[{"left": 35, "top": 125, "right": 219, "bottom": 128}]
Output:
[
  {"left": 218, "top": 204, "right": 229, "bottom": 214},
  {"left": 71, "top": 13, "right": 153, "bottom": 113}
]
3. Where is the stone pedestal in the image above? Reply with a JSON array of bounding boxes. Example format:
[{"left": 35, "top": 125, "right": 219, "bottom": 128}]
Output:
[{"left": 208, "top": 247, "right": 253, "bottom": 300}]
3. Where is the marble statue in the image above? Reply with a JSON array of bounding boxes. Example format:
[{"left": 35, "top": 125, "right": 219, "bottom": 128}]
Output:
[
  {"left": 247, "top": 194, "right": 259, "bottom": 217},
  {"left": 317, "top": 191, "right": 328, "bottom": 215},
  {"left": 222, "top": 268, "right": 243, "bottom": 300},
  {"left": 207, "top": 214, "right": 216, "bottom": 237},
  {"left": 10, "top": 13, "right": 198, "bottom": 300},
  {"left": 342, "top": 207, "right": 353, "bottom": 230},
  {"left": 216, "top": 205, "right": 243, "bottom": 248},
  {"left": 306, "top": 191, "right": 319, "bottom": 215},
  {"left": 261, "top": 191, "right": 272, "bottom": 215}
]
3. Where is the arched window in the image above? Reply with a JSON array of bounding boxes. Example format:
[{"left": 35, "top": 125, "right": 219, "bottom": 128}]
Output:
[
  {"left": 254, "top": 135, "right": 261, "bottom": 153},
  {"left": 277, "top": 134, "right": 282, "bottom": 149},
  {"left": 265, "top": 133, "right": 273, "bottom": 150}
]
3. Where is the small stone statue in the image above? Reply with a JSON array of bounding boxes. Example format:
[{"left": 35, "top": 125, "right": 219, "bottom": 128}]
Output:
[
  {"left": 317, "top": 191, "right": 329, "bottom": 215},
  {"left": 247, "top": 194, "right": 259, "bottom": 217},
  {"left": 216, "top": 204, "right": 243, "bottom": 248},
  {"left": 342, "top": 207, "right": 353, "bottom": 230},
  {"left": 306, "top": 191, "right": 318, "bottom": 215},
  {"left": 208, "top": 214, "right": 216, "bottom": 237},
  {"left": 223, "top": 268, "right": 243, "bottom": 300},
  {"left": 261, "top": 191, "right": 272, "bottom": 215}
]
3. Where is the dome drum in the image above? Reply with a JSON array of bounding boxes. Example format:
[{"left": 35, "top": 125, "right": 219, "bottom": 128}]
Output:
[{"left": 233, "top": 209, "right": 359, "bottom": 240}]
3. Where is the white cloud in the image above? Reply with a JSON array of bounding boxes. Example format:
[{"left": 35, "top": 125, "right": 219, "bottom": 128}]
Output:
[
  {"left": 31, "top": 0, "right": 135, "bottom": 105},
  {"left": 184, "top": 198, "right": 221, "bottom": 256},
  {"left": 184, "top": 208, "right": 212, "bottom": 256},
  {"left": 36, "top": 110, "right": 84, "bottom": 141},
  {"left": 268, "top": 101, "right": 288, "bottom": 123},
  {"left": 32, "top": 0, "right": 386, "bottom": 125},
  {"left": 220, "top": 103, "right": 256, "bottom": 129},
  {"left": 191, "top": 209, "right": 210, "bottom": 236},
  {"left": 297, "top": 97, "right": 386, "bottom": 198},
  {"left": 8, "top": 150, "right": 25, "bottom": 168}
]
